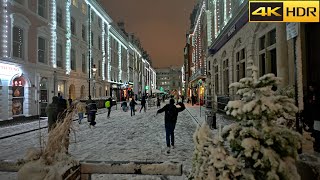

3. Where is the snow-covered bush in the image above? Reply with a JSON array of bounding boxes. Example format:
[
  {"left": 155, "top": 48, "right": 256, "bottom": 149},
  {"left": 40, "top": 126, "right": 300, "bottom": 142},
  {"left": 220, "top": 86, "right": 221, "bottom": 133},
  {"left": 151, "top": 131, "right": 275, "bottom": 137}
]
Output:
[{"left": 190, "top": 61, "right": 302, "bottom": 180}]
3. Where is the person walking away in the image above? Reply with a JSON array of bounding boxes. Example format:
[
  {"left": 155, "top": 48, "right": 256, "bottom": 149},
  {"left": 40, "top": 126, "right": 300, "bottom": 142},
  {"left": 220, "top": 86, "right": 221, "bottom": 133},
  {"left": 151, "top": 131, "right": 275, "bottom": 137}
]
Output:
[
  {"left": 162, "top": 95, "right": 165, "bottom": 103},
  {"left": 57, "top": 96, "right": 67, "bottom": 121},
  {"left": 191, "top": 94, "right": 195, "bottom": 106},
  {"left": 181, "top": 95, "right": 185, "bottom": 103},
  {"left": 156, "top": 99, "right": 185, "bottom": 154},
  {"left": 157, "top": 97, "right": 161, "bottom": 108},
  {"left": 76, "top": 102, "right": 86, "bottom": 124},
  {"left": 130, "top": 98, "right": 138, "bottom": 116},
  {"left": 105, "top": 97, "right": 112, "bottom": 118},
  {"left": 86, "top": 96, "right": 97, "bottom": 127},
  {"left": 140, "top": 96, "right": 147, "bottom": 113},
  {"left": 121, "top": 101, "right": 128, "bottom": 112},
  {"left": 46, "top": 96, "right": 59, "bottom": 132}
]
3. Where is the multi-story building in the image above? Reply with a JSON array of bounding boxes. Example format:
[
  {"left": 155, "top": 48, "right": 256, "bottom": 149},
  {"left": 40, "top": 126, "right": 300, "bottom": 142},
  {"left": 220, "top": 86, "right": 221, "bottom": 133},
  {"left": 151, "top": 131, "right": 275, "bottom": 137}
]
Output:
[
  {"left": 156, "top": 67, "right": 182, "bottom": 96},
  {"left": 0, "top": 0, "right": 156, "bottom": 121},
  {"left": 186, "top": 0, "right": 320, "bottom": 113}
]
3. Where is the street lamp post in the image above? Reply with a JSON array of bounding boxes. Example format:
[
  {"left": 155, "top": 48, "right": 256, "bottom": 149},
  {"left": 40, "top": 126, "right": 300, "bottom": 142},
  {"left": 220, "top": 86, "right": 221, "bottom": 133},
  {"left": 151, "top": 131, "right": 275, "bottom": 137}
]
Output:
[
  {"left": 92, "top": 64, "right": 97, "bottom": 98},
  {"left": 88, "top": 64, "right": 97, "bottom": 99}
]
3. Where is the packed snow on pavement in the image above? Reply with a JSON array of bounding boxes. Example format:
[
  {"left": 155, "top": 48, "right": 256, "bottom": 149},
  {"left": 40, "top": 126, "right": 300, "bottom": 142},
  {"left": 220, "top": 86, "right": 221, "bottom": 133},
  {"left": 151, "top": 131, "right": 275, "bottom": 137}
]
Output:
[{"left": 0, "top": 103, "right": 233, "bottom": 180}]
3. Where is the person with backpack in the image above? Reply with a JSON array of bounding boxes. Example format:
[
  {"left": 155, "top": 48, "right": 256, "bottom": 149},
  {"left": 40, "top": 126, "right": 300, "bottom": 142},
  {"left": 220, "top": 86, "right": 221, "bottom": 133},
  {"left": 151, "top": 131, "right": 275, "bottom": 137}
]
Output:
[
  {"left": 129, "top": 98, "right": 138, "bottom": 116},
  {"left": 105, "top": 97, "right": 113, "bottom": 118},
  {"left": 86, "top": 96, "right": 97, "bottom": 127},
  {"left": 140, "top": 96, "right": 147, "bottom": 113},
  {"left": 156, "top": 98, "right": 185, "bottom": 154}
]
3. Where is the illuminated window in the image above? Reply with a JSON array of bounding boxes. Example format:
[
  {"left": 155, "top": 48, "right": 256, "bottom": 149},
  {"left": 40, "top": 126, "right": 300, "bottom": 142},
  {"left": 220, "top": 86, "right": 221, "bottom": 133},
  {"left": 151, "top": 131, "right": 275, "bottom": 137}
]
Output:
[
  {"left": 82, "top": 3, "right": 86, "bottom": 14},
  {"left": 38, "top": 37, "right": 47, "bottom": 63},
  {"left": 72, "top": 0, "right": 78, "bottom": 7},
  {"left": 12, "top": 26, "right": 24, "bottom": 59}
]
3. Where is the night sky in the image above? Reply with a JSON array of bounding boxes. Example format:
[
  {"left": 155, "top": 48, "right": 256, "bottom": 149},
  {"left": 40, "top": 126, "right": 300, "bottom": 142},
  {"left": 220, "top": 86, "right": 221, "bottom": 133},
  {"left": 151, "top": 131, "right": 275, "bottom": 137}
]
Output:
[{"left": 101, "top": 0, "right": 197, "bottom": 68}]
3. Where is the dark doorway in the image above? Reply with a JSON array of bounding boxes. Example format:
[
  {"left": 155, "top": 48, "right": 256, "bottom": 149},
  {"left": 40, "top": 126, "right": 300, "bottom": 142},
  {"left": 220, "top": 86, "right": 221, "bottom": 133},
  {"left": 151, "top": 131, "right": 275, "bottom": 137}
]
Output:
[{"left": 305, "top": 23, "right": 320, "bottom": 87}]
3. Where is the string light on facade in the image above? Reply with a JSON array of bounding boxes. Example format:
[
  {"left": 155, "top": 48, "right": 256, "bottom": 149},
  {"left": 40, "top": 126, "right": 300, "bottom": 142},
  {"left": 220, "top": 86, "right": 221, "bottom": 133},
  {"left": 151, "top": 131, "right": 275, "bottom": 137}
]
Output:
[
  {"left": 107, "top": 25, "right": 111, "bottom": 81},
  {"left": 65, "top": 0, "right": 71, "bottom": 74},
  {"left": 50, "top": 0, "right": 57, "bottom": 68},
  {"left": 102, "top": 22, "right": 105, "bottom": 80},
  {"left": 2, "top": 0, "right": 9, "bottom": 57},
  {"left": 118, "top": 46, "right": 122, "bottom": 81}
]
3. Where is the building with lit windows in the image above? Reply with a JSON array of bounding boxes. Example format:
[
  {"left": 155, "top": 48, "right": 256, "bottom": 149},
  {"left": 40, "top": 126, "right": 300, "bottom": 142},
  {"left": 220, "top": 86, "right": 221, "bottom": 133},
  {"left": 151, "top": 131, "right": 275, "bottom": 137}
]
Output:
[
  {"left": 0, "top": 0, "right": 156, "bottom": 121},
  {"left": 156, "top": 67, "right": 182, "bottom": 96},
  {"left": 186, "top": 0, "right": 320, "bottom": 113}
]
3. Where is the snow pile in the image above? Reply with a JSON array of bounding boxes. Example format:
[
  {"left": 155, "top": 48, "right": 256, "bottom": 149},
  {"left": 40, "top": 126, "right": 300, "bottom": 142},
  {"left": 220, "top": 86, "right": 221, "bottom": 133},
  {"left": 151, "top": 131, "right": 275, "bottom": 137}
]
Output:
[
  {"left": 17, "top": 110, "right": 79, "bottom": 180},
  {"left": 190, "top": 61, "right": 302, "bottom": 180}
]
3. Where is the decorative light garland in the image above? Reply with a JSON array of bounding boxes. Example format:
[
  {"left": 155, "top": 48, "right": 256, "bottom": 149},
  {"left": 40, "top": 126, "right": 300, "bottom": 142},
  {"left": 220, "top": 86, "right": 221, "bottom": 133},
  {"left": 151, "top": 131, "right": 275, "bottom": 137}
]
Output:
[
  {"left": 118, "top": 46, "right": 122, "bottom": 81},
  {"left": 102, "top": 22, "right": 105, "bottom": 80},
  {"left": 107, "top": 25, "right": 111, "bottom": 81},
  {"left": 65, "top": 0, "right": 71, "bottom": 74},
  {"left": 2, "top": 0, "right": 8, "bottom": 57},
  {"left": 50, "top": 0, "right": 57, "bottom": 68}
]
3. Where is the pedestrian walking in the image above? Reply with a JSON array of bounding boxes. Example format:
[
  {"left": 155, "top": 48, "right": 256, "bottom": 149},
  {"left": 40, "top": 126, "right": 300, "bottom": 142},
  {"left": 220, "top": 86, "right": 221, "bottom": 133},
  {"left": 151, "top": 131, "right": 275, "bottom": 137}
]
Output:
[
  {"left": 130, "top": 98, "right": 138, "bottom": 116},
  {"left": 57, "top": 94, "right": 67, "bottom": 120},
  {"left": 181, "top": 95, "right": 185, "bottom": 103},
  {"left": 156, "top": 99, "right": 185, "bottom": 154},
  {"left": 46, "top": 96, "right": 59, "bottom": 132},
  {"left": 191, "top": 94, "right": 195, "bottom": 106},
  {"left": 140, "top": 96, "right": 147, "bottom": 113},
  {"left": 121, "top": 101, "right": 128, "bottom": 112},
  {"left": 76, "top": 102, "right": 86, "bottom": 124},
  {"left": 157, "top": 97, "right": 161, "bottom": 108},
  {"left": 86, "top": 96, "right": 97, "bottom": 127},
  {"left": 162, "top": 95, "right": 165, "bottom": 103},
  {"left": 105, "top": 97, "right": 113, "bottom": 118}
]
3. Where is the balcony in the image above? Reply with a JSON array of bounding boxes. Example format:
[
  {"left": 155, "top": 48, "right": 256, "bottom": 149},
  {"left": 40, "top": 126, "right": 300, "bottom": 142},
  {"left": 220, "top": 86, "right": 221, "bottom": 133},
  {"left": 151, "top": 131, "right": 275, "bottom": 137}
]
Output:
[{"left": 189, "top": 68, "right": 205, "bottom": 82}]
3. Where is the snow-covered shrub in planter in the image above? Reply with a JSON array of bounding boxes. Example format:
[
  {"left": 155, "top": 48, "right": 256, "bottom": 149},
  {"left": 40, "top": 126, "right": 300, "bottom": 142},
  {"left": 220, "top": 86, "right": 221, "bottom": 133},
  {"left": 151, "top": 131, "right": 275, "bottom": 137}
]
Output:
[{"left": 190, "top": 61, "right": 302, "bottom": 180}]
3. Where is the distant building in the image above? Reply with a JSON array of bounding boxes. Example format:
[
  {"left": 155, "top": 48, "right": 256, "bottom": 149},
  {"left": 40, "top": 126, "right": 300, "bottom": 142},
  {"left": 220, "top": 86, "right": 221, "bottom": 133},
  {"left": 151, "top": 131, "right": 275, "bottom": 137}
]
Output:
[{"left": 156, "top": 67, "right": 182, "bottom": 96}]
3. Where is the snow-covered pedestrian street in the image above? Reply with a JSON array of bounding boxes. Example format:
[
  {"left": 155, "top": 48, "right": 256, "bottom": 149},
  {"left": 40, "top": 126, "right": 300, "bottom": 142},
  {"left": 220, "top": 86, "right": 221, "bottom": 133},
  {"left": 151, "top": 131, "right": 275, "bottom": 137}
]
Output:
[{"left": 0, "top": 103, "right": 233, "bottom": 179}]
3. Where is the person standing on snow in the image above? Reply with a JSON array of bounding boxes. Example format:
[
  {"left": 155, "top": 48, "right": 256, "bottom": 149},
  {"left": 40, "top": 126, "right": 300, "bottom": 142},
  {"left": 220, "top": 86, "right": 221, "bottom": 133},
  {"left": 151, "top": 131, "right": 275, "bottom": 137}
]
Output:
[
  {"left": 140, "top": 96, "right": 147, "bottom": 113},
  {"left": 46, "top": 96, "right": 59, "bottom": 132},
  {"left": 156, "top": 98, "right": 185, "bottom": 154},
  {"left": 157, "top": 97, "right": 161, "bottom": 108},
  {"left": 130, "top": 98, "right": 138, "bottom": 116},
  {"left": 105, "top": 97, "right": 113, "bottom": 118},
  {"left": 86, "top": 96, "right": 97, "bottom": 127},
  {"left": 76, "top": 102, "right": 86, "bottom": 124}
]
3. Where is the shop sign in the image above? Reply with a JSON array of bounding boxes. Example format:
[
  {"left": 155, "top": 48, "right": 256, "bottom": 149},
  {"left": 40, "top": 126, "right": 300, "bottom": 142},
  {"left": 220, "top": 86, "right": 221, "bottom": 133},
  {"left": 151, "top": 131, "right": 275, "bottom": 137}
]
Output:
[{"left": 0, "top": 63, "right": 22, "bottom": 77}]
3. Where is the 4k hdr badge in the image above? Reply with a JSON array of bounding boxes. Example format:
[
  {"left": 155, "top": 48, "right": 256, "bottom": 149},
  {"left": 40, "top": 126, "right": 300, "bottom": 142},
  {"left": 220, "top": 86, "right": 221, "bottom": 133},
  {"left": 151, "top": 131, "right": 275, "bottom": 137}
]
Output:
[{"left": 249, "top": 1, "right": 320, "bottom": 22}]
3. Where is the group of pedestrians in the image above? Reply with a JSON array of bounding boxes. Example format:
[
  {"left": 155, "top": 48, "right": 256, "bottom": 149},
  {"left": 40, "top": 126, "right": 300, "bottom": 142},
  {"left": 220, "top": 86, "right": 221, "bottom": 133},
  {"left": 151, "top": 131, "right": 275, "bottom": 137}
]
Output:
[{"left": 45, "top": 94, "right": 68, "bottom": 132}]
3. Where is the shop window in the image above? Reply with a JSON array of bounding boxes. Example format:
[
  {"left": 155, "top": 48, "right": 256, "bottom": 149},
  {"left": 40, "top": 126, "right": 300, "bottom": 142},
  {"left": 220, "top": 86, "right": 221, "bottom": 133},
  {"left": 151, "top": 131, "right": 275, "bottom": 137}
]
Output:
[
  {"left": 12, "top": 76, "right": 25, "bottom": 116},
  {"left": 57, "top": 7, "right": 63, "bottom": 28},
  {"left": 38, "top": 37, "right": 47, "bottom": 63},
  {"left": 71, "top": 17, "right": 76, "bottom": 35},
  {"left": 71, "top": 49, "right": 76, "bottom": 70},
  {"left": 38, "top": 0, "right": 47, "bottom": 18},
  {"left": 12, "top": 26, "right": 24, "bottom": 59},
  {"left": 57, "top": 44, "right": 63, "bottom": 68}
]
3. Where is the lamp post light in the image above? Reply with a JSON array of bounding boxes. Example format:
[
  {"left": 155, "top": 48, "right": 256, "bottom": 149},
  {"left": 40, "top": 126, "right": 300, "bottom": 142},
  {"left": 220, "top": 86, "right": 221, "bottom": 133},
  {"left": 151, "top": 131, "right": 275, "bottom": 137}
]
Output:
[{"left": 92, "top": 64, "right": 97, "bottom": 98}]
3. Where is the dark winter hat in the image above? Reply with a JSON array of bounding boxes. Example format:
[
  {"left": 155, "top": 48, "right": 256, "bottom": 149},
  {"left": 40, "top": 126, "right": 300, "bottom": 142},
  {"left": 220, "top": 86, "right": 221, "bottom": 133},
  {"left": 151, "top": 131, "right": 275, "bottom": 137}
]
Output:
[{"left": 169, "top": 98, "right": 175, "bottom": 105}]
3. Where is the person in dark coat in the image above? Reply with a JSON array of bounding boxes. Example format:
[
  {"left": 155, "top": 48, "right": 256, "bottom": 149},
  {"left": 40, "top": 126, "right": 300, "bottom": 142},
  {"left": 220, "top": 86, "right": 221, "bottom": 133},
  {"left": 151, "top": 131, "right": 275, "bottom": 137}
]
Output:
[
  {"left": 57, "top": 95, "right": 67, "bottom": 121},
  {"left": 129, "top": 98, "right": 138, "bottom": 116},
  {"left": 140, "top": 96, "right": 147, "bottom": 113},
  {"left": 157, "top": 97, "right": 161, "bottom": 108},
  {"left": 156, "top": 99, "right": 185, "bottom": 153},
  {"left": 121, "top": 101, "right": 128, "bottom": 112},
  {"left": 191, "top": 94, "right": 196, "bottom": 106},
  {"left": 86, "top": 96, "right": 97, "bottom": 127},
  {"left": 46, "top": 96, "right": 59, "bottom": 132}
]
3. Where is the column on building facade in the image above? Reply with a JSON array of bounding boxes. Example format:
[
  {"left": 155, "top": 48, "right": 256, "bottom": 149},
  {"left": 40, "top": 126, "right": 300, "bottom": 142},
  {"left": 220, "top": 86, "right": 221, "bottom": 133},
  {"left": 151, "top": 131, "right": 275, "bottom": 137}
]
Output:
[{"left": 276, "top": 23, "right": 289, "bottom": 87}]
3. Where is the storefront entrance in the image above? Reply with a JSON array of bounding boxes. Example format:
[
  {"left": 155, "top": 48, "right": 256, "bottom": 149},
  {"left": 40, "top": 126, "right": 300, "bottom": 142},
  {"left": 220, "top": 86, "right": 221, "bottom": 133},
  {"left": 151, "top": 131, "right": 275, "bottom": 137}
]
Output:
[
  {"left": 12, "top": 76, "right": 26, "bottom": 116},
  {"left": 305, "top": 23, "right": 320, "bottom": 87}
]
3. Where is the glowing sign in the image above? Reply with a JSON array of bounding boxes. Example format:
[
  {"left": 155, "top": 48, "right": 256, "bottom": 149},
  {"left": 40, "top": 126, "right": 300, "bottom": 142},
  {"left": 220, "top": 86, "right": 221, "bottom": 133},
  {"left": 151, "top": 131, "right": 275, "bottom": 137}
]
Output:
[{"left": 0, "top": 63, "right": 22, "bottom": 77}]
